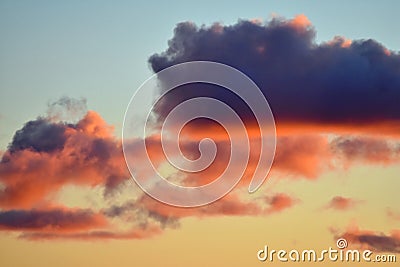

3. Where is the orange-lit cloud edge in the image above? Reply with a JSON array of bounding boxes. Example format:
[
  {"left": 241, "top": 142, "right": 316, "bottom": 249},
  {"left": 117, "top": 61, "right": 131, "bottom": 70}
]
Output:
[{"left": 0, "top": 107, "right": 398, "bottom": 247}]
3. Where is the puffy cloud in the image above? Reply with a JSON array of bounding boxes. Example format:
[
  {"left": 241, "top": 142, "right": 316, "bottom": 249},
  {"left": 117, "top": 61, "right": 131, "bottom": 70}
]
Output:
[
  {"left": 143, "top": 15, "right": 400, "bottom": 189},
  {"left": 0, "top": 98, "right": 302, "bottom": 240},
  {"left": 140, "top": 15, "right": 400, "bottom": 200},
  {"left": 4, "top": 109, "right": 394, "bottom": 213},
  {"left": 8, "top": 118, "right": 68, "bottom": 153},
  {"left": 0, "top": 110, "right": 128, "bottom": 209},
  {"left": 149, "top": 15, "right": 400, "bottom": 125}
]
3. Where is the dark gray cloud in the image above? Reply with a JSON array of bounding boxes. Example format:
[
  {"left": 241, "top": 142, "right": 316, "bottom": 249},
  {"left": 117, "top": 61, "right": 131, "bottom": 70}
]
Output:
[
  {"left": 7, "top": 96, "right": 87, "bottom": 154},
  {"left": 0, "top": 209, "right": 104, "bottom": 230},
  {"left": 8, "top": 118, "right": 68, "bottom": 153},
  {"left": 149, "top": 17, "right": 400, "bottom": 124},
  {"left": 356, "top": 234, "right": 400, "bottom": 253},
  {"left": 103, "top": 201, "right": 180, "bottom": 229},
  {"left": 342, "top": 232, "right": 400, "bottom": 253}
]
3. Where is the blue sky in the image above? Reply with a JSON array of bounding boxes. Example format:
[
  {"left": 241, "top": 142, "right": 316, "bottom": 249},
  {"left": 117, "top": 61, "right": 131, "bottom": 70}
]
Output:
[{"left": 1, "top": 0, "right": 399, "bottom": 150}]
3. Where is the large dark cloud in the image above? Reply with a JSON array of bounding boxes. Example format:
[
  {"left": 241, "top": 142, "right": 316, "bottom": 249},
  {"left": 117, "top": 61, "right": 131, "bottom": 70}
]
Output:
[{"left": 149, "top": 16, "right": 400, "bottom": 124}]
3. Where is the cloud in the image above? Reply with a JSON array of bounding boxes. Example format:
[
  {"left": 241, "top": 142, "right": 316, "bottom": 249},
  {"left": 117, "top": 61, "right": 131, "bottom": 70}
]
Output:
[
  {"left": 0, "top": 109, "right": 128, "bottom": 209},
  {"left": 332, "top": 136, "right": 400, "bottom": 165},
  {"left": 46, "top": 96, "right": 87, "bottom": 123},
  {"left": 0, "top": 97, "right": 302, "bottom": 240},
  {"left": 0, "top": 208, "right": 107, "bottom": 232},
  {"left": 135, "top": 192, "right": 298, "bottom": 219},
  {"left": 18, "top": 226, "right": 164, "bottom": 240},
  {"left": 0, "top": 204, "right": 165, "bottom": 241},
  {"left": 325, "top": 196, "right": 360, "bottom": 211},
  {"left": 2, "top": 14, "right": 400, "bottom": 240},
  {"left": 161, "top": 126, "right": 400, "bottom": 182},
  {"left": 273, "top": 135, "right": 333, "bottom": 178},
  {"left": 149, "top": 15, "right": 400, "bottom": 126},
  {"left": 335, "top": 226, "right": 400, "bottom": 253},
  {"left": 103, "top": 200, "right": 180, "bottom": 229},
  {"left": 273, "top": 134, "right": 400, "bottom": 179},
  {"left": 265, "top": 193, "right": 299, "bottom": 213},
  {"left": 4, "top": 108, "right": 394, "bottom": 213},
  {"left": 141, "top": 15, "right": 400, "bottom": 190},
  {"left": 8, "top": 118, "right": 68, "bottom": 153}
]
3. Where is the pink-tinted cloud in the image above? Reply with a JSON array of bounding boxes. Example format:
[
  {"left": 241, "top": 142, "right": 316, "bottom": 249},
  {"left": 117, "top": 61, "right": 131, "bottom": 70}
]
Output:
[
  {"left": 173, "top": 125, "right": 400, "bottom": 183},
  {"left": 2, "top": 104, "right": 400, "bottom": 241},
  {"left": 0, "top": 106, "right": 302, "bottom": 240},
  {"left": 265, "top": 193, "right": 299, "bottom": 214},
  {"left": 134, "top": 192, "right": 298, "bottom": 220},
  {"left": 325, "top": 196, "right": 360, "bottom": 211},
  {"left": 332, "top": 136, "right": 400, "bottom": 165},
  {"left": 0, "top": 111, "right": 129, "bottom": 209},
  {"left": 289, "top": 14, "right": 312, "bottom": 29},
  {"left": 273, "top": 135, "right": 333, "bottom": 178}
]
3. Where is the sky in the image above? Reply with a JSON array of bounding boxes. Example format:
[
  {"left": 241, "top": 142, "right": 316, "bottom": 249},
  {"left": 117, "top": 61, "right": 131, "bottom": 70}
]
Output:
[{"left": 1, "top": 1, "right": 400, "bottom": 266}]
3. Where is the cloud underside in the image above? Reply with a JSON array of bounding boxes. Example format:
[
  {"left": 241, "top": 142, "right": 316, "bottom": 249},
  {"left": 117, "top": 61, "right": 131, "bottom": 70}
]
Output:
[
  {"left": 335, "top": 226, "right": 400, "bottom": 253},
  {"left": 0, "top": 15, "right": 399, "bottom": 240}
]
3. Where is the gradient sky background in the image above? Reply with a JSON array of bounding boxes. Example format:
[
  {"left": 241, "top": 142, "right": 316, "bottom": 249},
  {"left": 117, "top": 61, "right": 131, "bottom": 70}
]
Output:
[{"left": 1, "top": 1, "right": 400, "bottom": 266}]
